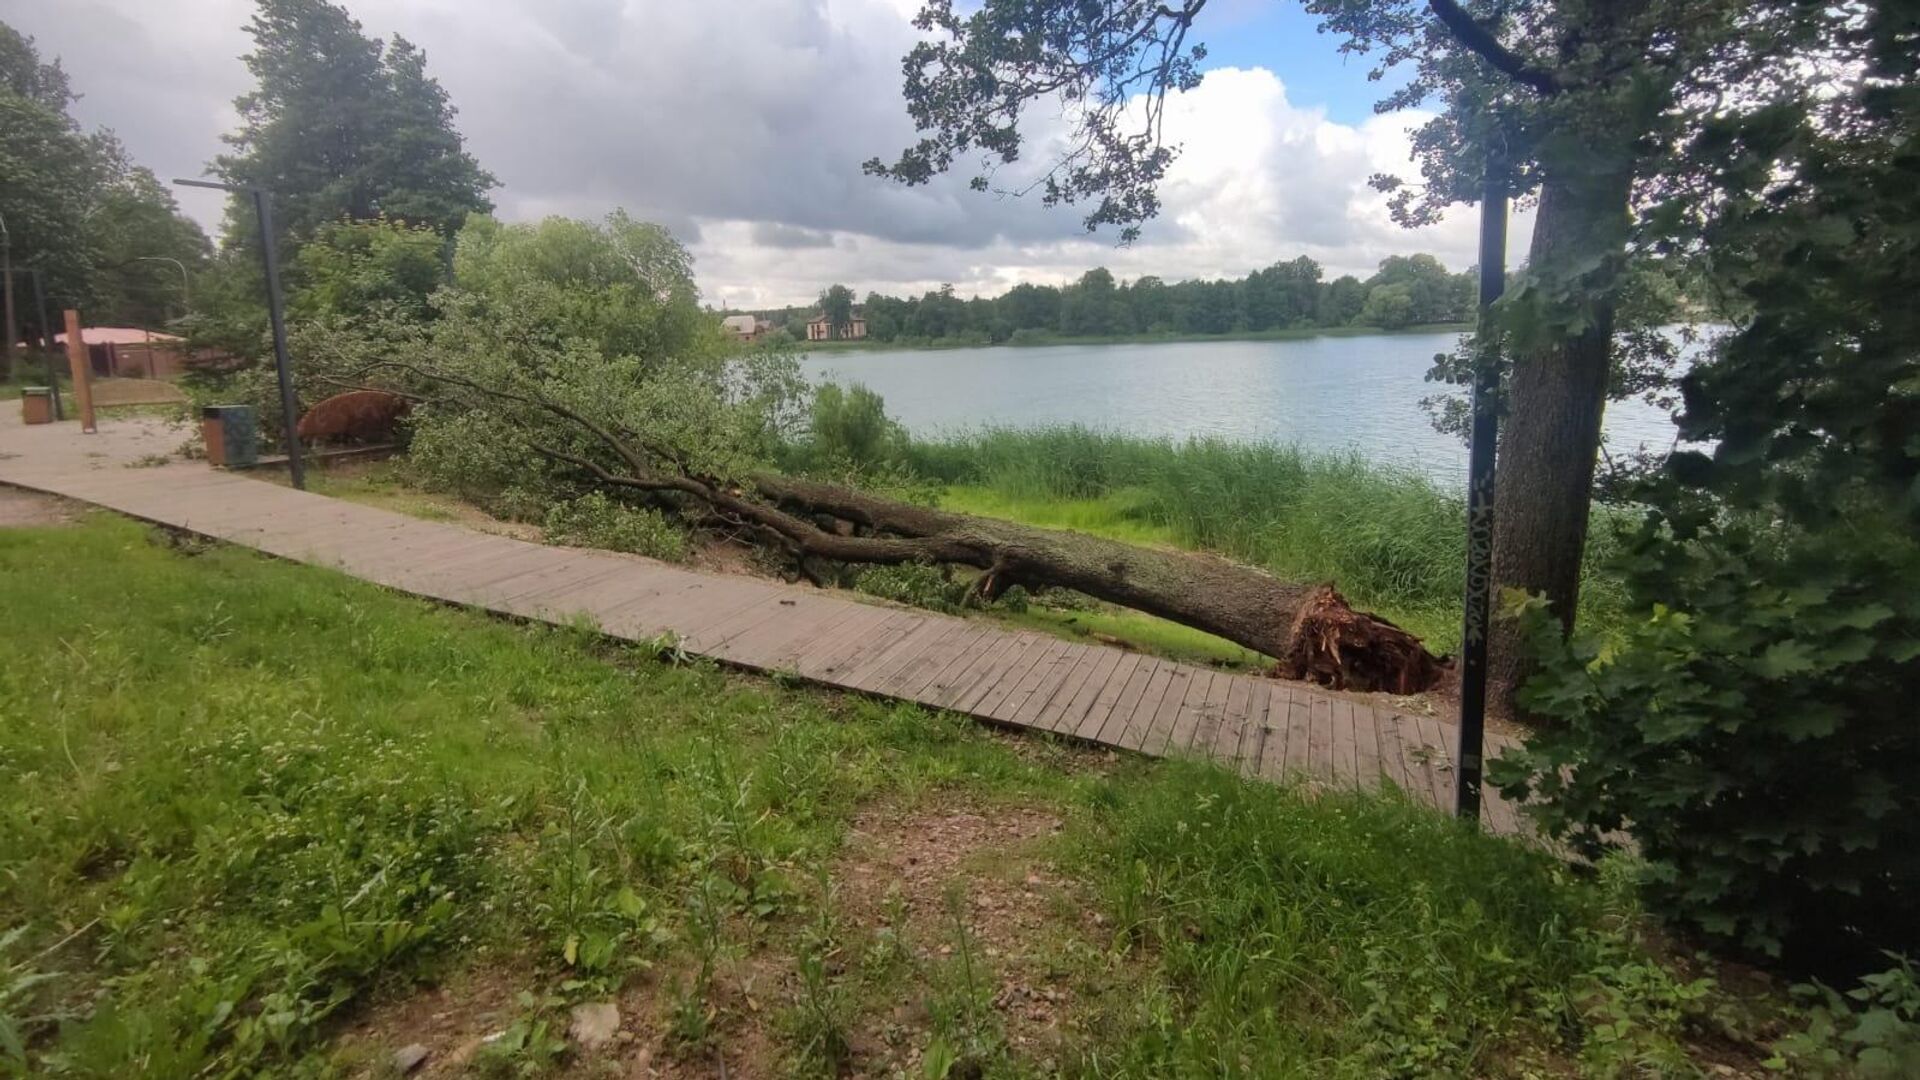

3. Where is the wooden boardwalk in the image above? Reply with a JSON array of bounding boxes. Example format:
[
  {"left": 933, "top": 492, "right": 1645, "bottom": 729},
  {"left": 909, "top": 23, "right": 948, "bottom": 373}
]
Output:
[{"left": 0, "top": 416, "right": 1524, "bottom": 834}]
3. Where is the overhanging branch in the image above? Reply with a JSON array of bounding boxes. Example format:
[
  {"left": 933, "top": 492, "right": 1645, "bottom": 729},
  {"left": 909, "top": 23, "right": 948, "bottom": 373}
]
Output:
[{"left": 1428, "top": 0, "right": 1560, "bottom": 94}]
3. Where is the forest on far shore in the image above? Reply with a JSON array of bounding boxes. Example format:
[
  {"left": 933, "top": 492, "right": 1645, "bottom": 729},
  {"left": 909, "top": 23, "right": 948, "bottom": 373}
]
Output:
[{"left": 745, "top": 253, "right": 1482, "bottom": 346}]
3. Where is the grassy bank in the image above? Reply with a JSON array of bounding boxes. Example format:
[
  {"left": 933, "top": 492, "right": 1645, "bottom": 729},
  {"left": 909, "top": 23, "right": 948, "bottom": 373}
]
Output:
[
  {"left": 907, "top": 427, "right": 1628, "bottom": 653},
  {"left": 0, "top": 510, "right": 1798, "bottom": 1076},
  {"left": 799, "top": 322, "right": 1471, "bottom": 354}
]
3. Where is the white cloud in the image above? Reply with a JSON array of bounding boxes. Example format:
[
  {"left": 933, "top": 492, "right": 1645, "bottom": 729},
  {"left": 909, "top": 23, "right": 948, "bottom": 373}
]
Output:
[{"left": 0, "top": 0, "right": 1530, "bottom": 308}]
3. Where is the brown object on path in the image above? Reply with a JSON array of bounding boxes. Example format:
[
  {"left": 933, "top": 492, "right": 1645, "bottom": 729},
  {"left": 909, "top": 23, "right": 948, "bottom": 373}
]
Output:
[
  {"left": 62, "top": 310, "right": 96, "bottom": 433},
  {"left": 296, "top": 389, "right": 411, "bottom": 445}
]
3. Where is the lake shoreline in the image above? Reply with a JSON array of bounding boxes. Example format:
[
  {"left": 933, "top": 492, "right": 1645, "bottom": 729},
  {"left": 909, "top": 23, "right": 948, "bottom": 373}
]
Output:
[{"left": 798, "top": 321, "right": 1474, "bottom": 354}]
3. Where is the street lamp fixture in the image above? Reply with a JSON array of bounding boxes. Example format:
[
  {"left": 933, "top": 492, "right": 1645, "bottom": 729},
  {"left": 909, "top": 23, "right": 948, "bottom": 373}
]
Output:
[
  {"left": 128, "top": 255, "right": 192, "bottom": 310},
  {"left": 174, "top": 178, "right": 304, "bottom": 489}
]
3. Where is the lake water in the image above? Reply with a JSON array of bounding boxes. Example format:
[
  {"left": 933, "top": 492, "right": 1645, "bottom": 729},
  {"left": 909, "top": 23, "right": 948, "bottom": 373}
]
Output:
[{"left": 800, "top": 332, "right": 1690, "bottom": 488}]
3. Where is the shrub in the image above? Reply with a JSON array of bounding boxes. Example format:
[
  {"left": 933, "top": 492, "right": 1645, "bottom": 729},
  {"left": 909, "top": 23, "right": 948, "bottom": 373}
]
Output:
[
  {"left": 852, "top": 562, "right": 966, "bottom": 612},
  {"left": 807, "top": 382, "right": 905, "bottom": 472},
  {"left": 1490, "top": 507, "right": 1919, "bottom": 972},
  {"left": 543, "top": 492, "right": 689, "bottom": 561}
]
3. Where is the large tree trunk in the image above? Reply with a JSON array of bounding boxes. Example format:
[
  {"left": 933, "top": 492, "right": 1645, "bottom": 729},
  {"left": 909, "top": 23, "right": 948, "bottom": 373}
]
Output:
[
  {"left": 755, "top": 476, "right": 1443, "bottom": 692},
  {"left": 1488, "top": 169, "right": 1633, "bottom": 716}
]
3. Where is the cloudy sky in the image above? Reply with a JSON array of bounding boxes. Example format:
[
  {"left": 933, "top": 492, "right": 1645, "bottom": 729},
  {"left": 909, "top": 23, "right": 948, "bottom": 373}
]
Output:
[{"left": 2, "top": 0, "right": 1527, "bottom": 308}]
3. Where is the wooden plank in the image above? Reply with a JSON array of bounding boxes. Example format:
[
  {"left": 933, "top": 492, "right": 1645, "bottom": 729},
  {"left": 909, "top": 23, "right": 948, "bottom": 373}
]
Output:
[
  {"left": 1279, "top": 688, "right": 1312, "bottom": 782},
  {"left": 985, "top": 639, "right": 1076, "bottom": 725},
  {"left": 1213, "top": 680, "right": 1267, "bottom": 769},
  {"left": 1037, "top": 647, "right": 1123, "bottom": 734},
  {"left": 849, "top": 619, "right": 972, "bottom": 693},
  {"left": 1353, "top": 705, "right": 1384, "bottom": 791},
  {"left": 1307, "top": 694, "right": 1334, "bottom": 784},
  {"left": 793, "top": 607, "right": 919, "bottom": 679},
  {"left": 1389, "top": 714, "right": 1443, "bottom": 810},
  {"left": 1330, "top": 698, "right": 1360, "bottom": 790},
  {"left": 682, "top": 594, "right": 803, "bottom": 652},
  {"left": 1072, "top": 651, "right": 1144, "bottom": 743},
  {"left": 1141, "top": 663, "right": 1199, "bottom": 756},
  {"left": 1111, "top": 661, "right": 1175, "bottom": 751},
  {"left": 1164, "top": 668, "right": 1217, "bottom": 757},
  {"left": 1092, "top": 656, "right": 1161, "bottom": 747},
  {"left": 733, "top": 600, "right": 870, "bottom": 670},
  {"left": 1370, "top": 707, "right": 1411, "bottom": 794},
  {"left": 1238, "top": 683, "right": 1278, "bottom": 774},
  {"left": 890, "top": 622, "right": 999, "bottom": 699},
  {"left": 1202, "top": 674, "right": 1251, "bottom": 763},
  {"left": 1000, "top": 642, "right": 1088, "bottom": 728},
  {"left": 948, "top": 635, "right": 1050, "bottom": 714},
  {"left": 1415, "top": 714, "right": 1456, "bottom": 810},
  {"left": 710, "top": 598, "right": 859, "bottom": 666},
  {"left": 836, "top": 617, "right": 953, "bottom": 688},
  {"left": 974, "top": 637, "right": 1064, "bottom": 718},
  {"left": 1259, "top": 692, "right": 1290, "bottom": 784}
]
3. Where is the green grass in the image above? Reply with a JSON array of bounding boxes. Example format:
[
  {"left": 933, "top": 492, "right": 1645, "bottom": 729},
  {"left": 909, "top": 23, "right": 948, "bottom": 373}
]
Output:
[
  {"left": 0, "top": 513, "right": 1786, "bottom": 1076},
  {"left": 917, "top": 427, "right": 1628, "bottom": 653}
]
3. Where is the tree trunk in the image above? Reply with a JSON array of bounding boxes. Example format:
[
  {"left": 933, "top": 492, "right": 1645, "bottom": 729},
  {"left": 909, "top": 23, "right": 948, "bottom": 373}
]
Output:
[
  {"left": 755, "top": 475, "right": 1442, "bottom": 692},
  {"left": 1488, "top": 169, "right": 1632, "bottom": 716}
]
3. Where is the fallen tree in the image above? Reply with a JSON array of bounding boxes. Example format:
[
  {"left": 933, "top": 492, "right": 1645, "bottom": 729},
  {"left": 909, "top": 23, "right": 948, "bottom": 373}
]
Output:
[{"left": 364, "top": 363, "right": 1444, "bottom": 694}]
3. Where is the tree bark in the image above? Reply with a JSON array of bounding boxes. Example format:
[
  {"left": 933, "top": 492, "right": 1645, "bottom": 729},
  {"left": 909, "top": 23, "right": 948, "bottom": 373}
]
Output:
[
  {"left": 1488, "top": 169, "right": 1632, "bottom": 716},
  {"left": 754, "top": 475, "right": 1441, "bottom": 693}
]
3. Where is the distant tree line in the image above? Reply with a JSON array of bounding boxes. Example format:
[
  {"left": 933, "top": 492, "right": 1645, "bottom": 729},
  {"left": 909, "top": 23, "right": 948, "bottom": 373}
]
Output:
[
  {"left": 748, "top": 253, "right": 1474, "bottom": 346},
  {"left": 0, "top": 22, "right": 211, "bottom": 370}
]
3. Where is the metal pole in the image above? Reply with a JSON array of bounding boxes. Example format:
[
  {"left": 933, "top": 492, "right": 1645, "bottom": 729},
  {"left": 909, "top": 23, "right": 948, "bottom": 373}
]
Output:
[
  {"left": 2, "top": 216, "right": 16, "bottom": 384},
  {"left": 251, "top": 188, "right": 305, "bottom": 490},
  {"left": 1454, "top": 160, "right": 1508, "bottom": 824},
  {"left": 30, "top": 269, "right": 62, "bottom": 419}
]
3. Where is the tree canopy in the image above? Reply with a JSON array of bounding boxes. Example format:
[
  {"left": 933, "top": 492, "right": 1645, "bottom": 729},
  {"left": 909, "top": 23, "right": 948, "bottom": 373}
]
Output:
[
  {"left": 214, "top": 0, "right": 495, "bottom": 255},
  {"left": 0, "top": 20, "right": 209, "bottom": 348}
]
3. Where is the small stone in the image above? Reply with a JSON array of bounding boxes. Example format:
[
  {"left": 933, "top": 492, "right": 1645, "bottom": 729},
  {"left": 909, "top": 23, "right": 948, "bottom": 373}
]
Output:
[
  {"left": 569, "top": 1002, "right": 622, "bottom": 1049},
  {"left": 392, "top": 1043, "right": 430, "bottom": 1073}
]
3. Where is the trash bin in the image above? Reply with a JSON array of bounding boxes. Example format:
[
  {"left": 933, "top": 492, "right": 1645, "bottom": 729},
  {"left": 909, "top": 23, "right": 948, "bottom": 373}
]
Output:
[
  {"left": 201, "top": 405, "right": 259, "bottom": 468},
  {"left": 19, "top": 387, "right": 53, "bottom": 425}
]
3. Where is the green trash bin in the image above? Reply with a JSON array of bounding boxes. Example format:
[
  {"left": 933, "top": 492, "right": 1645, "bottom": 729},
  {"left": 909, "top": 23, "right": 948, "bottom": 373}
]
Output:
[{"left": 201, "top": 405, "right": 260, "bottom": 467}]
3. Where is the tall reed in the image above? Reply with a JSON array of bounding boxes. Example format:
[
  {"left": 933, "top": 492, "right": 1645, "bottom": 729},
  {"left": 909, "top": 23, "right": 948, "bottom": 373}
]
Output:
[{"left": 905, "top": 425, "right": 1624, "bottom": 650}]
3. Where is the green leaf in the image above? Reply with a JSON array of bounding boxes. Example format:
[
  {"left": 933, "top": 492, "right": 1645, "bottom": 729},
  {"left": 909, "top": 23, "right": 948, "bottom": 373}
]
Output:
[{"left": 1754, "top": 640, "right": 1816, "bottom": 678}]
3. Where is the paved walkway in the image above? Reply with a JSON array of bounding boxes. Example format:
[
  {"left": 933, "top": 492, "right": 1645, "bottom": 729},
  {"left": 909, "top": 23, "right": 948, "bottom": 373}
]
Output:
[{"left": 0, "top": 413, "right": 1524, "bottom": 834}]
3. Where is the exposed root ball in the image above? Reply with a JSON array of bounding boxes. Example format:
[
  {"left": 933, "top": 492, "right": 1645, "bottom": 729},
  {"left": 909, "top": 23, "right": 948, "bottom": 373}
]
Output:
[{"left": 1274, "top": 586, "right": 1445, "bottom": 694}]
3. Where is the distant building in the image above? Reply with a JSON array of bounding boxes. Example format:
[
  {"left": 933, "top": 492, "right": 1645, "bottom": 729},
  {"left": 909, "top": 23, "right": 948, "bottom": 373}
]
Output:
[
  {"left": 721, "top": 314, "right": 760, "bottom": 341},
  {"left": 48, "top": 327, "right": 191, "bottom": 379},
  {"left": 806, "top": 312, "right": 867, "bottom": 341}
]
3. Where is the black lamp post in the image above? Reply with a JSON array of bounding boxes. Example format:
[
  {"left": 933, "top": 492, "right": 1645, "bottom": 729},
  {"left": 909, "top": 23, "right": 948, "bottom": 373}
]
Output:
[
  {"left": 174, "top": 178, "right": 304, "bottom": 490},
  {"left": 1454, "top": 161, "right": 1509, "bottom": 824}
]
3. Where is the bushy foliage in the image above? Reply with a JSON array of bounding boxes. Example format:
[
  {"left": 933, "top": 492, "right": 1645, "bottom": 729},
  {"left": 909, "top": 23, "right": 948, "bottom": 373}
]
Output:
[
  {"left": 544, "top": 492, "right": 689, "bottom": 562},
  {"left": 1493, "top": 13, "right": 1920, "bottom": 978},
  {"left": 852, "top": 562, "right": 966, "bottom": 613},
  {"left": 393, "top": 214, "right": 805, "bottom": 518},
  {"left": 290, "top": 216, "right": 449, "bottom": 322},
  {"left": 806, "top": 382, "right": 906, "bottom": 472}
]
